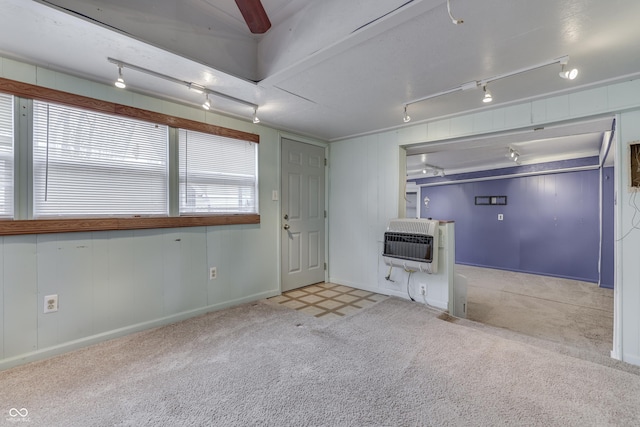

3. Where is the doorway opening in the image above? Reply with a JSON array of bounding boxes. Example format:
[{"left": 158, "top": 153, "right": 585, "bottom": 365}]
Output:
[{"left": 404, "top": 117, "right": 616, "bottom": 356}]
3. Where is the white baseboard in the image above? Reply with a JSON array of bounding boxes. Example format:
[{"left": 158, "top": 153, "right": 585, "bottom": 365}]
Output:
[
  {"left": 329, "top": 277, "right": 447, "bottom": 310},
  {"left": 0, "top": 289, "right": 280, "bottom": 371}
]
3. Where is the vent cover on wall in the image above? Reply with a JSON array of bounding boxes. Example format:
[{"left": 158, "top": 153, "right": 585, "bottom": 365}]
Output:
[{"left": 383, "top": 218, "right": 440, "bottom": 273}]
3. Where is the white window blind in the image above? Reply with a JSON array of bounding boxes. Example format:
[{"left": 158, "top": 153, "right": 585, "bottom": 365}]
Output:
[
  {"left": 33, "top": 101, "right": 168, "bottom": 218},
  {"left": 179, "top": 129, "right": 257, "bottom": 214},
  {"left": 0, "top": 93, "right": 13, "bottom": 218}
]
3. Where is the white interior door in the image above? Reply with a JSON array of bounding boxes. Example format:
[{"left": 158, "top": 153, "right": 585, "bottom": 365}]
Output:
[{"left": 281, "top": 138, "right": 326, "bottom": 291}]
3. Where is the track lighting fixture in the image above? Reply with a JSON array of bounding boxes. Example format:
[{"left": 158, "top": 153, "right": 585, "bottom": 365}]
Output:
[
  {"left": 508, "top": 147, "right": 521, "bottom": 163},
  {"left": 188, "top": 83, "right": 205, "bottom": 94},
  {"left": 403, "top": 105, "right": 411, "bottom": 123},
  {"left": 559, "top": 59, "right": 579, "bottom": 80},
  {"left": 107, "top": 57, "right": 260, "bottom": 122},
  {"left": 402, "top": 55, "right": 579, "bottom": 121},
  {"left": 114, "top": 66, "right": 126, "bottom": 89},
  {"left": 482, "top": 85, "right": 492, "bottom": 103},
  {"left": 418, "top": 164, "right": 445, "bottom": 177},
  {"left": 446, "top": 0, "right": 464, "bottom": 24}
]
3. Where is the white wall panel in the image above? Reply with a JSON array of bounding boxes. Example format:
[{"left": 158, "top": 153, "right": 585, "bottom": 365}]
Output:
[
  {"left": 504, "top": 103, "right": 532, "bottom": 128},
  {"left": 450, "top": 115, "right": 473, "bottom": 137},
  {"left": 618, "top": 110, "right": 640, "bottom": 364},
  {"left": 608, "top": 79, "right": 640, "bottom": 111},
  {"left": 490, "top": 108, "right": 507, "bottom": 131},
  {"left": 3, "top": 235, "right": 38, "bottom": 358},
  {"left": 397, "top": 123, "right": 428, "bottom": 145},
  {"left": 132, "top": 229, "right": 167, "bottom": 323},
  {"left": 43, "top": 69, "right": 94, "bottom": 99},
  {"left": 37, "top": 233, "right": 95, "bottom": 347},
  {"left": 2, "top": 57, "right": 36, "bottom": 84},
  {"left": 170, "top": 228, "right": 208, "bottom": 314},
  {"left": 472, "top": 110, "right": 494, "bottom": 134},
  {"left": 95, "top": 231, "right": 136, "bottom": 332},
  {"left": 569, "top": 87, "right": 609, "bottom": 118},
  {"left": 532, "top": 95, "right": 570, "bottom": 123},
  {"left": 428, "top": 119, "right": 451, "bottom": 140},
  {"left": 0, "top": 236, "right": 3, "bottom": 358}
]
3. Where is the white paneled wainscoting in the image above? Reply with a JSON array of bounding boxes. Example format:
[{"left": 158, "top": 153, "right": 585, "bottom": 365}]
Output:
[{"left": 0, "top": 226, "right": 280, "bottom": 370}]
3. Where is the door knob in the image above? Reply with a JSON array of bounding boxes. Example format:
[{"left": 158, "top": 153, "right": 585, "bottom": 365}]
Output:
[
  {"left": 283, "top": 224, "right": 290, "bottom": 230},
  {"left": 284, "top": 214, "right": 289, "bottom": 220}
]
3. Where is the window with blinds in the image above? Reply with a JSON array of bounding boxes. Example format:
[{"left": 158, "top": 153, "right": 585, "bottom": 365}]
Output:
[
  {"left": 0, "top": 93, "right": 13, "bottom": 218},
  {"left": 178, "top": 129, "right": 257, "bottom": 214},
  {"left": 32, "top": 101, "right": 169, "bottom": 218}
]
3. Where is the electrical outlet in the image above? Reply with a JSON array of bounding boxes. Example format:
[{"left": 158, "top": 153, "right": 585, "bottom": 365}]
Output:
[
  {"left": 420, "top": 285, "right": 426, "bottom": 296},
  {"left": 209, "top": 267, "right": 217, "bottom": 280},
  {"left": 44, "top": 294, "right": 58, "bottom": 313}
]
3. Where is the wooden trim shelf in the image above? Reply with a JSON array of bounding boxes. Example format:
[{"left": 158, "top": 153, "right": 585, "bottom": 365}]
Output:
[
  {"left": 0, "top": 78, "right": 260, "bottom": 143},
  {"left": 0, "top": 215, "right": 260, "bottom": 236}
]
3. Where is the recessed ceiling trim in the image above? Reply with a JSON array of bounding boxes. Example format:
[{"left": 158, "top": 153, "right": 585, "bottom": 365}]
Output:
[
  {"left": 412, "top": 164, "right": 599, "bottom": 186},
  {"left": 404, "top": 116, "right": 615, "bottom": 155}
]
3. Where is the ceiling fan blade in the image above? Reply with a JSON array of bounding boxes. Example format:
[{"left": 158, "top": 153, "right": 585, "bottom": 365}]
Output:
[{"left": 235, "top": 0, "right": 272, "bottom": 34}]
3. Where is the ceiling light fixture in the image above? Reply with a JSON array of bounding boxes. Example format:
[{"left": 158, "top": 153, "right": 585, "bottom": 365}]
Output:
[
  {"left": 403, "top": 105, "right": 411, "bottom": 123},
  {"left": 482, "top": 85, "right": 493, "bottom": 103},
  {"left": 558, "top": 58, "right": 579, "bottom": 80},
  {"left": 417, "top": 163, "right": 445, "bottom": 177},
  {"left": 107, "top": 57, "right": 259, "bottom": 121},
  {"left": 114, "top": 65, "right": 126, "bottom": 89},
  {"left": 402, "top": 55, "right": 577, "bottom": 120},
  {"left": 446, "top": 0, "right": 464, "bottom": 24},
  {"left": 508, "top": 147, "right": 521, "bottom": 163},
  {"left": 252, "top": 107, "right": 260, "bottom": 124}
]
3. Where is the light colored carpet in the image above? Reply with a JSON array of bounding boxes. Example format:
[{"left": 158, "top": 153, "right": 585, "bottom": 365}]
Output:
[
  {"left": 2, "top": 297, "right": 640, "bottom": 426},
  {"left": 459, "top": 264, "right": 614, "bottom": 355}
]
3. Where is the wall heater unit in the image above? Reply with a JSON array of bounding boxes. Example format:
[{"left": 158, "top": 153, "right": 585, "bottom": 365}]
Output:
[{"left": 383, "top": 218, "right": 440, "bottom": 274}]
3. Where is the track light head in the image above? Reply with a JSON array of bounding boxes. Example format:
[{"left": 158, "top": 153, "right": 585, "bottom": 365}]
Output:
[
  {"left": 507, "top": 147, "right": 521, "bottom": 163},
  {"left": 482, "top": 85, "right": 492, "bottom": 103},
  {"left": 252, "top": 107, "right": 260, "bottom": 124},
  {"left": 202, "top": 94, "right": 211, "bottom": 110},
  {"left": 559, "top": 66, "right": 579, "bottom": 80},
  {"left": 114, "top": 66, "right": 126, "bottom": 89},
  {"left": 403, "top": 105, "right": 411, "bottom": 123},
  {"left": 559, "top": 58, "right": 578, "bottom": 80}
]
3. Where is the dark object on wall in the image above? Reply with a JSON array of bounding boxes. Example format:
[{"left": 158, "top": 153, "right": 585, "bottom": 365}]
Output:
[
  {"left": 629, "top": 141, "right": 640, "bottom": 191},
  {"left": 475, "top": 196, "right": 507, "bottom": 205}
]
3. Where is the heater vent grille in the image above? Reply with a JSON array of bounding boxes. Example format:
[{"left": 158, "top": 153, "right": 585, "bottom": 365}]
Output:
[{"left": 382, "top": 219, "right": 440, "bottom": 274}]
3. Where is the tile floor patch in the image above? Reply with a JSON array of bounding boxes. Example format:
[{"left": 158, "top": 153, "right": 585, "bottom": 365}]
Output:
[{"left": 268, "top": 283, "right": 387, "bottom": 319}]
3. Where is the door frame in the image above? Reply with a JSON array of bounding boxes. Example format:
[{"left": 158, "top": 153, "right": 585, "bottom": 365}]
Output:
[{"left": 277, "top": 133, "right": 329, "bottom": 292}]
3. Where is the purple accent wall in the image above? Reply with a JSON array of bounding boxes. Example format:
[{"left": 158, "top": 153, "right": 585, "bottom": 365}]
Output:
[{"left": 418, "top": 168, "right": 605, "bottom": 283}]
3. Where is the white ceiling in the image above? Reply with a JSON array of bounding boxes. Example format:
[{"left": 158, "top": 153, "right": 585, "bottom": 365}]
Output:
[{"left": 0, "top": 0, "right": 637, "bottom": 173}]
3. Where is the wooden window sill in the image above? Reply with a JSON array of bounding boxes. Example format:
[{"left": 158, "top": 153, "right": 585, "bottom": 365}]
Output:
[{"left": 0, "top": 214, "right": 260, "bottom": 236}]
